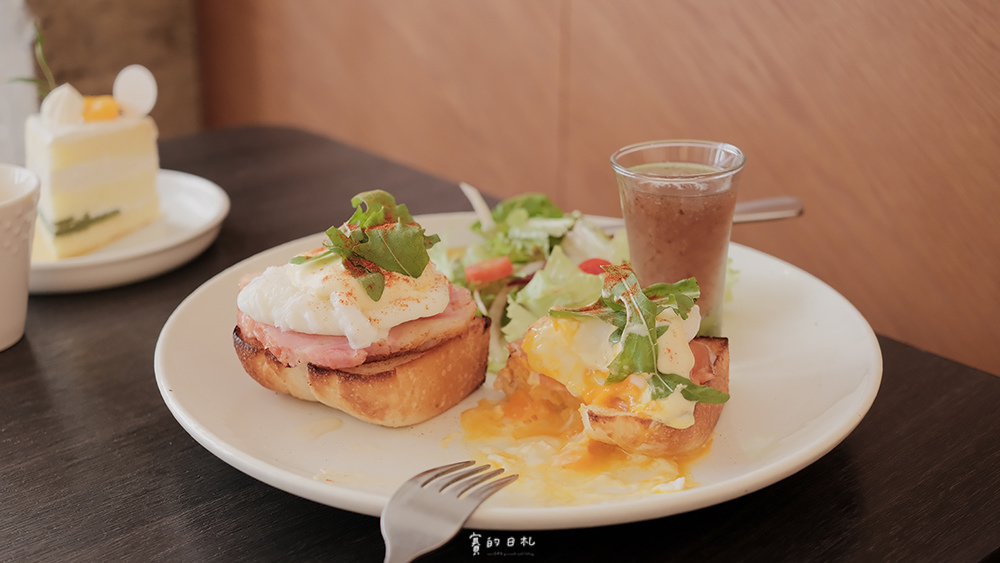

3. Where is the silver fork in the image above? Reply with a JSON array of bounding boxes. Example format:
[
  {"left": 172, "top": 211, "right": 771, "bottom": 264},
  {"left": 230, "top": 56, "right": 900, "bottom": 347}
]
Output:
[{"left": 380, "top": 460, "right": 518, "bottom": 563}]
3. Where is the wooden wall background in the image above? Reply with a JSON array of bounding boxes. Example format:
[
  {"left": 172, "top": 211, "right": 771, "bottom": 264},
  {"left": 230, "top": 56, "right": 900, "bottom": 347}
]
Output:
[
  {"left": 196, "top": 0, "right": 1000, "bottom": 376},
  {"left": 26, "top": 0, "right": 202, "bottom": 139}
]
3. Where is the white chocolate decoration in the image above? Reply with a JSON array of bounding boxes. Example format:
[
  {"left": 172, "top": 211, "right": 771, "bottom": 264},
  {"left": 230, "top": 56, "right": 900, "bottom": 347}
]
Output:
[
  {"left": 39, "top": 84, "right": 85, "bottom": 128},
  {"left": 112, "top": 64, "right": 158, "bottom": 117}
]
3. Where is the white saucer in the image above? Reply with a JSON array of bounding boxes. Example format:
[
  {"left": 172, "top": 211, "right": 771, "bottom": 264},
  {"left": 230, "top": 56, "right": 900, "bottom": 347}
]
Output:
[{"left": 29, "top": 170, "right": 230, "bottom": 294}]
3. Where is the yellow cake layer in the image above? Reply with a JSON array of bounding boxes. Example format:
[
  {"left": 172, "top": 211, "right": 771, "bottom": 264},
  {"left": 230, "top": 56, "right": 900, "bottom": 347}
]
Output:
[
  {"left": 29, "top": 117, "right": 158, "bottom": 171},
  {"left": 39, "top": 168, "right": 158, "bottom": 221},
  {"left": 25, "top": 113, "right": 161, "bottom": 258},
  {"left": 35, "top": 196, "right": 160, "bottom": 258}
]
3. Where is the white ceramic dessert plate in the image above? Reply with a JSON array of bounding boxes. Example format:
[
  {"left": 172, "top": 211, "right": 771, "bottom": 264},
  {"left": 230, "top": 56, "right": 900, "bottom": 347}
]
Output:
[
  {"left": 30, "top": 170, "right": 230, "bottom": 294},
  {"left": 154, "top": 212, "right": 882, "bottom": 531}
]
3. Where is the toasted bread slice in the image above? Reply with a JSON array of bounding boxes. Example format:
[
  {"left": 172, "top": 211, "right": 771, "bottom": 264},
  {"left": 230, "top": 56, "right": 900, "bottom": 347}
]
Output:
[
  {"left": 233, "top": 316, "right": 491, "bottom": 427},
  {"left": 584, "top": 337, "right": 729, "bottom": 456},
  {"left": 500, "top": 336, "right": 729, "bottom": 456}
]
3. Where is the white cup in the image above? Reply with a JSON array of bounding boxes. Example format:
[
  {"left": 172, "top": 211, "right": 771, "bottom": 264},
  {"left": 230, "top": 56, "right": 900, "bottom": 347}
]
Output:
[{"left": 0, "top": 164, "right": 40, "bottom": 352}]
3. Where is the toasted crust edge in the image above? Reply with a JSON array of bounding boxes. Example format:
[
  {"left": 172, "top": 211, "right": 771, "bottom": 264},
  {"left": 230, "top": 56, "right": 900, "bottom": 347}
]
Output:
[
  {"left": 233, "top": 316, "right": 491, "bottom": 427},
  {"left": 501, "top": 336, "right": 729, "bottom": 457},
  {"left": 584, "top": 336, "right": 729, "bottom": 456}
]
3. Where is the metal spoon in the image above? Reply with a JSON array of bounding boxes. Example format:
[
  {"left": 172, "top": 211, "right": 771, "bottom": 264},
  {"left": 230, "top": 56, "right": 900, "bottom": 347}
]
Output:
[
  {"left": 733, "top": 196, "right": 803, "bottom": 223},
  {"left": 599, "top": 196, "right": 803, "bottom": 230}
]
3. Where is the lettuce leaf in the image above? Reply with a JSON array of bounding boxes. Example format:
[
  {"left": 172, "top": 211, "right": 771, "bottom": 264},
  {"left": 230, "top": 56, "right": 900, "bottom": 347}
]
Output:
[
  {"left": 500, "top": 246, "right": 603, "bottom": 341},
  {"left": 560, "top": 214, "right": 615, "bottom": 264},
  {"left": 487, "top": 193, "right": 564, "bottom": 225},
  {"left": 463, "top": 193, "right": 573, "bottom": 266}
]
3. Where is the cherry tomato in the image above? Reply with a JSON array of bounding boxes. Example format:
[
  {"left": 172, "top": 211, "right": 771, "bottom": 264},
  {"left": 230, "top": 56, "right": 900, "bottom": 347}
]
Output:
[
  {"left": 464, "top": 256, "right": 514, "bottom": 283},
  {"left": 578, "top": 258, "right": 612, "bottom": 275}
]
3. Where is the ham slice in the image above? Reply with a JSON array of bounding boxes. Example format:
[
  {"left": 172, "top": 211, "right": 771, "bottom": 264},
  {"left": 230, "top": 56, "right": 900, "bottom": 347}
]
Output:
[
  {"left": 687, "top": 339, "right": 716, "bottom": 385},
  {"left": 237, "top": 283, "right": 478, "bottom": 370}
]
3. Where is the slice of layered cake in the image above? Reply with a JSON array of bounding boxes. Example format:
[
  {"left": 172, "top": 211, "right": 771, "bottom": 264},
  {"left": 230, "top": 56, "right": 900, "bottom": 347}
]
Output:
[{"left": 26, "top": 65, "right": 160, "bottom": 258}]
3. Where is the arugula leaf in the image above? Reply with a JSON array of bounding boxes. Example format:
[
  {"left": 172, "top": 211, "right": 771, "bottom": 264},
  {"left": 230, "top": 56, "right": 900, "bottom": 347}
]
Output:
[
  {"left": 356, "top": 222, "right": 434, "bottom": 277},
  {"left": 290, "top": 224, "right": 354, "bottom": 265},
  {"left": 650, "top": 372, "right": 731, "bottom": 404},
  {"left": 550, "top": 306, "right": 622, "bottom": 330},
  {"left": 601, "top": 264, "right": 661, "bottom": 382},
  {"left": 349, "top": 190, "right": 415, "bottom": 225},
  {"left": 641, "top": 278, "right": 700, "bottom": 320},
  {"left": 345, "top": 256, "right": 387, "bottom": 302},
  {"left": 607, "top": 330, "right": 658, "bottom": 384},
  {"left": 290, "top": 190, "right": 440, "bottom": 301},
  {"left": 552, "top": 263, "right": 727, "bottom": 404}
]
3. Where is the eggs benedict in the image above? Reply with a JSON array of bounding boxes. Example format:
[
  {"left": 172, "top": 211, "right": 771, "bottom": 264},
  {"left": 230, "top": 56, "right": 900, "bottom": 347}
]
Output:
[
  {"left": 233, "top": 190, "right": 490, "bottom": 427},
  {"left": 484, "top": 263, "right": 729, "bottom": 457}
]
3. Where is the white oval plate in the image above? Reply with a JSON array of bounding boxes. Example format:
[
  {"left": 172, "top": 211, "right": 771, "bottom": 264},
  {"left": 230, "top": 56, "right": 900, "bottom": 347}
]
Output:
[
  {"left": 154, "top": 212, "right": 882, "bottom": 530},
  {"left": 30, "top": 170, "right": 230, "bottom": 294}
]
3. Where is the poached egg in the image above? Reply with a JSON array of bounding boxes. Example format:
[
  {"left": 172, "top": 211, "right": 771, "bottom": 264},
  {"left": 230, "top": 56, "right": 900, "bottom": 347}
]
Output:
[
  {"left": 237, "top": 252, "right": 452, "bottom": 349},
  {"left": 522, "top": 304, "right": 702, "bottom": 429}
]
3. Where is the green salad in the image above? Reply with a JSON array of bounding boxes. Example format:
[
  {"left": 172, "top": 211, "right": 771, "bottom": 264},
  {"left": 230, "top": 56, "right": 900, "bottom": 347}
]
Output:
[
  {"left": 431, "top": 185, "right": 737, "bottom": 372},
  {"left": 431, "top": 186, "right": 629, "bottom": 371}
]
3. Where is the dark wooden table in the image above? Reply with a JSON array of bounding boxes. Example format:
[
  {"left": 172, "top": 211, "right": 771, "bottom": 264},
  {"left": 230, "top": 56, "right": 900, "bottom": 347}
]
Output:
[{"left": 2, "top": 126, "right": 998, "bottom": 562}]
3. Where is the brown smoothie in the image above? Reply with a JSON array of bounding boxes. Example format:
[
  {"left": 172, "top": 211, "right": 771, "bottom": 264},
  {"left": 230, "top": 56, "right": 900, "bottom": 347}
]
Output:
[{"left": 617, "top": 162, "right": 738, "bottom": 336}]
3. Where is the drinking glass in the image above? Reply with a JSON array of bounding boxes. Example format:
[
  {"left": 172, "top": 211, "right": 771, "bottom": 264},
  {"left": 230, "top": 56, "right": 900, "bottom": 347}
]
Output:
[{"left": 611, "top": 140, "right": 744, "bottom": 336}]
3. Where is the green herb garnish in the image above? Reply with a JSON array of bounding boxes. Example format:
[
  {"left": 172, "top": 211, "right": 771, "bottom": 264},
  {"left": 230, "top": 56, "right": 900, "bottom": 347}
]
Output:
[
  {"left": 550, "top": 263, "right": 729, "bottom": 404},
  {"left": 290, "top": 190, "right": 440, "bottom": 302},
  {"left": 9, "top": 24, "right": 57, "bottom": 100},
  {"left": 44, "top": 209, "right": 121, "bottom": 236}
]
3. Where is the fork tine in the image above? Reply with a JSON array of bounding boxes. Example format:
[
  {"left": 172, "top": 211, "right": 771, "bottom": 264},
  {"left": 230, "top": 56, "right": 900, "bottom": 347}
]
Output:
[
  {"left": 411, "top": 460, "right": 474, "bottom": 486},
  {"left": 433, "top": 464, "right": 491, "bottom": 493},
  {"left": 452, "top": 467, "right": 506, "bottom": 496},
  {"left": 381, "top": 461, "right": 519, "bottom": 563},
  {"left": 465, "top": 474, "right": 518, "bottom": 503}
]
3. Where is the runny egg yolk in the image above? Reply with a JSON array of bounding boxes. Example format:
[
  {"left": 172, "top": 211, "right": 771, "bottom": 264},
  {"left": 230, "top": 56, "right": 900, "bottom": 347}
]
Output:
[
  {"left": 459, "top": 384, "right": 712, "bottom": 504},
  {"left": 457, "top": 308, "right": 711, "bottom": 504},
  {"left": 522, "top": 316, "right": 616, "bottom": 400},
  {"left": 461, "top": 387, "right": 581, "bottom": 442},
  {"left": 521, "top": 314, "right": 698, "bottom": 428},
  {"left": 583, "top": 377, "right": 644, "bottom": 412}
]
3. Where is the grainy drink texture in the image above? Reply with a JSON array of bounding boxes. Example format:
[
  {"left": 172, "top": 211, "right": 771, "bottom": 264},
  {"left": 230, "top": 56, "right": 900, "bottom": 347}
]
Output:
[
  {"left": 618, "top": 163, "right": 737, "bottom": 336},
  {"left": 612, "top": 141, "right": 744, "bottom": 337}
]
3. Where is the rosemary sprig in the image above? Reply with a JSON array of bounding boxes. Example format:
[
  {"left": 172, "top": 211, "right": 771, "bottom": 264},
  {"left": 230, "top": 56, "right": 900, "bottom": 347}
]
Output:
[{"left": 9, "top": 24, "right": 57, "bottom": 100}]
